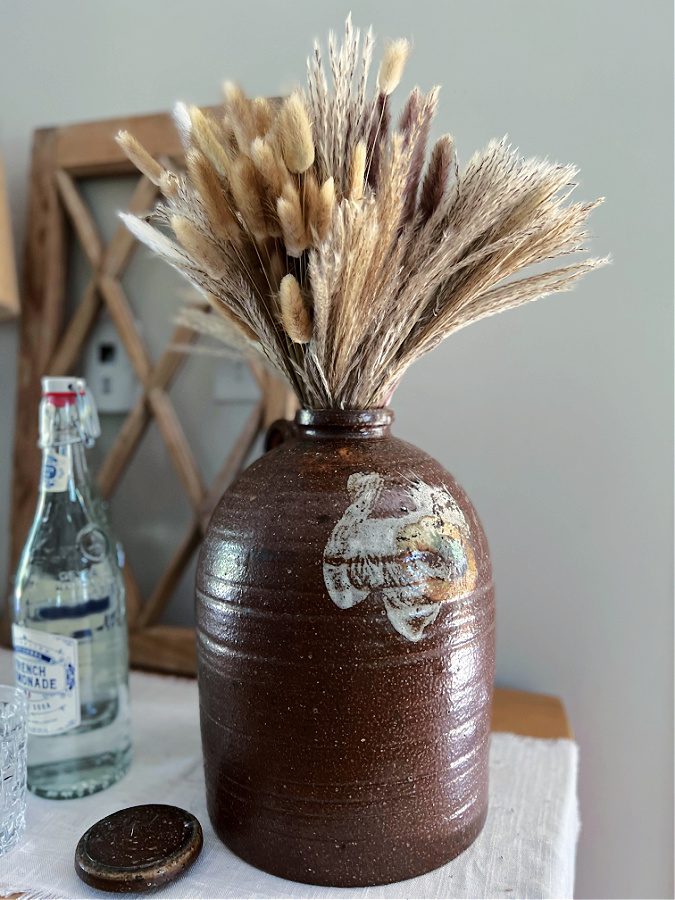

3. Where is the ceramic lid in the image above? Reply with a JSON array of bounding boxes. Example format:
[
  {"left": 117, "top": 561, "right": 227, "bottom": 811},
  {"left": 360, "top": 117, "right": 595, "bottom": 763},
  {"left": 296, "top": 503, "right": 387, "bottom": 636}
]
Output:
[{"left": 74, "top": 804, "right": 203, "bottom": 893}]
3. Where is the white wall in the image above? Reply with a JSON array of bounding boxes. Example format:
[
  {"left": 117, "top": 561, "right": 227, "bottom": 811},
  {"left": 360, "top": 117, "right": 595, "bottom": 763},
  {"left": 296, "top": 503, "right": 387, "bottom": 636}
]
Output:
[{"left": 0, "top": 1, "right": 672, "bottom": 896}]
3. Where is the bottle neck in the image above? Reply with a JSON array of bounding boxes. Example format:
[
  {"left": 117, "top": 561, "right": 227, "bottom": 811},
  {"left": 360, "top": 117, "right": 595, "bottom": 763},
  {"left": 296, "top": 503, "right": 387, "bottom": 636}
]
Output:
[
  {"left": 294, "top": 408, "right": 394, "bottom": 439},
  {"left": 38, "top": 400, "right": 92, "bottom": 496}
]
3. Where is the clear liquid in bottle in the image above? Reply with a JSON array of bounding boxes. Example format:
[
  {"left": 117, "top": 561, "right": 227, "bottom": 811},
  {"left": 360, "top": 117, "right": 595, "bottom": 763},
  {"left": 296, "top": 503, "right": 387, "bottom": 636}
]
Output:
[{"left": 12, "top": 378, "right": 132, "bottom": 799}]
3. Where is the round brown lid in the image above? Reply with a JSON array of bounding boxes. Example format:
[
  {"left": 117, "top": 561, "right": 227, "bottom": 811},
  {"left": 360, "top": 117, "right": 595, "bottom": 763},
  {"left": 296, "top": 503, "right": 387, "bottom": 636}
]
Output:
[{"left": 74, "top": 804, "right": 203, "bottom": 893}]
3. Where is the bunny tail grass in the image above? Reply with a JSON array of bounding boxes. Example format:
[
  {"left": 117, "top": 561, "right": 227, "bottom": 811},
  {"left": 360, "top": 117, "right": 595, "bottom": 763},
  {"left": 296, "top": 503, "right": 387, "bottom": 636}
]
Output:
[{"left": 117, "top": 17, "right": 607, "bottom": 411}]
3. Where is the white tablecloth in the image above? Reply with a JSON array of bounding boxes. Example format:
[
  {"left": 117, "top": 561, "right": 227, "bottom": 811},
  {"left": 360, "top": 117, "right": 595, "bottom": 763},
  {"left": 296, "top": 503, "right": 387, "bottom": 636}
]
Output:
[{"left": 0, "top": 648, "right": 579, "bottom": 899}]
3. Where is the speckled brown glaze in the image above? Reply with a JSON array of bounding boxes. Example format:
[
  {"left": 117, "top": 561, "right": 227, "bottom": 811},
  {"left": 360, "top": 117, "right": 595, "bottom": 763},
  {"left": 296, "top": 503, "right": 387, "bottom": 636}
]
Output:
[
  {"left": 196, "top": 408, "right": 495, "bottom": 887},
  {"left": 74, "top": 804, "right": 203, "bottom": 893}
]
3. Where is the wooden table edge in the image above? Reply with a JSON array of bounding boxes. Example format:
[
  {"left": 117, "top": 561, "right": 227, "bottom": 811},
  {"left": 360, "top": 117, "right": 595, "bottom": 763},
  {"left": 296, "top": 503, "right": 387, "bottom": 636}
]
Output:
[{"left": 492, "top": 686, "right": 573, "bottom": 740}]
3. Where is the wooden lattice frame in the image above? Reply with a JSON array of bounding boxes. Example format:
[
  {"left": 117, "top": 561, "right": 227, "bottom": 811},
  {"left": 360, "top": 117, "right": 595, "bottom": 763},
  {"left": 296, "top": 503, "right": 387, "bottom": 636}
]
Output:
[{"left": 3, "top": 110, "right": 296, "bottom": 675}]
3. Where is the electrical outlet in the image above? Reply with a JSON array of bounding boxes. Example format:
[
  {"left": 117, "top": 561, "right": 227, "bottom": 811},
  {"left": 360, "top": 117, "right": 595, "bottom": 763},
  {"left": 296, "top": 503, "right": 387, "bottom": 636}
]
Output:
[{"left": 84, "top": 318, "right": 138, "bottom": 413}]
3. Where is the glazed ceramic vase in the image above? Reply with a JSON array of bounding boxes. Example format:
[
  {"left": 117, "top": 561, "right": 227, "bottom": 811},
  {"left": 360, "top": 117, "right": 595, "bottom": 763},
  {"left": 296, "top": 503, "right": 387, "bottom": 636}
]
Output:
[{"left": 196, "top": 408, "right": 495, "bottom": 887}]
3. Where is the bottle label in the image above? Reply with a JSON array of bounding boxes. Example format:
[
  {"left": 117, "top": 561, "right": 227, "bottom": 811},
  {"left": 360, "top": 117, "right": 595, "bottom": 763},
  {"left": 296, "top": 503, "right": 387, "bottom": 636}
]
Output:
[
  {"left": 42, "top": 448, "right": 71, "bottom": 492},
  {"left": 12, "top": 625, "right": 81, "bottom": 735}
]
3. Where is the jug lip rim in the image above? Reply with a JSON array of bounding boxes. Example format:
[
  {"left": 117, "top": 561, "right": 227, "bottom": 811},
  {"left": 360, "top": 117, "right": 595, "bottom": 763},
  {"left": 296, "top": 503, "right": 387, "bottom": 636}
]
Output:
[{"left": 295, "top": 407, "right": 394, "bottom": 426}]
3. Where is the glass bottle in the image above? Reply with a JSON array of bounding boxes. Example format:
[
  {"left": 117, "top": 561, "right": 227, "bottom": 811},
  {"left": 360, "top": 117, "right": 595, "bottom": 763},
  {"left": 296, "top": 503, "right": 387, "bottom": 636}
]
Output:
[{"left": 12, "top": 377, "right": 132, "bottom": 799}]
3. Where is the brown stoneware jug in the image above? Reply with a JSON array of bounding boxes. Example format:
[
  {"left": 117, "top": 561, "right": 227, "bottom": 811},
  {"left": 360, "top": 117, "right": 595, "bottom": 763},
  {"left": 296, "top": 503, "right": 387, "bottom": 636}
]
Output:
[{"left": 196, "top": 408, "right": 495, "bottom": 887}]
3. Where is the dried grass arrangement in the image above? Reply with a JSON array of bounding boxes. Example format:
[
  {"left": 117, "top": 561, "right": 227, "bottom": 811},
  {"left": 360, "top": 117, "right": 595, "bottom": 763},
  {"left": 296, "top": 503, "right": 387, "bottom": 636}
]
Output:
[{"left": 118, "top": 17, "right": 608, "bottom": 410}]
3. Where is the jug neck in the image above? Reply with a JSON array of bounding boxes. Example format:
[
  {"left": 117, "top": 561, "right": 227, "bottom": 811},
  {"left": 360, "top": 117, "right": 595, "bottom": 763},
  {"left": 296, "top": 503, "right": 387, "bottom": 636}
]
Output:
[{"left": 294, "top": 408, "right": 394, "bottom": 439}]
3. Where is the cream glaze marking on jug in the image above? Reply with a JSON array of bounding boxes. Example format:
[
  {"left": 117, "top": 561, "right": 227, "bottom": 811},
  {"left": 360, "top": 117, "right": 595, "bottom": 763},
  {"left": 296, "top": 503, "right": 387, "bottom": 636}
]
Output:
[{"left": 323, "top": 471, "right": 478, "bottom": 640}]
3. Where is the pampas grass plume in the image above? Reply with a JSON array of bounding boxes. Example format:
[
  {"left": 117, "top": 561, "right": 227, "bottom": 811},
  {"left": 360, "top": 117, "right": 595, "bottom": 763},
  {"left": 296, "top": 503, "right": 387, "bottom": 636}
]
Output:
[
  {"left": 279, "top": 273, "right": 312, "bottom": 343},
  {"left": 303, "top": 170, "right": 321, "bottom": 226},
  {"left": 203, "top": 292, "right": 258, "bottom": 342},
  {"left": 172, "top": 101, "right": 192, "bottom": 144},
  {"left": 119, "top": 213, "right": 186, "bottom": 265},
  {"left": 178, "top": 303, "right": 258, "bottom": 347},
  {"left": 419, "top": 135, "right": 453, "bottom": 222},
  {"left": 223, "top": 81, "right": 258, "bottom": 149},
  {"left": 115, "top": 131, "right": 166, "bottom": 187},
  {"left": 348, "top": 141, "right": 367, "bottom": 201},
  {"left": 277, "top": 183, "right": 308, "bottom": 255},
  {"left": 171, "top": 215, "right": 225, "bottom": 276},
  {"left": 189, "top": 106, "right": 231, "bottom": 177},
  {"left": 315, "top": 177, "right": 335, "bottom": 241},
  {"left": 250, "top": 137, "right": 287, "bottom": 198},
  {"left": 376, "top": 39, "right": 410, "bottom": 95},
  {"left": 268, "top": 248, "right": 286, "bottom": 289},
  {"left": 277, "top": 92, "right": 315, "bottom": 173},
  {"left": 251, "top": 96, "right": 273, "bottom": 136},
  {"left": 185, "top": 149, "right": 239, "bottom": 241},
  {"left": 230, "top": 157, "right": 268, "bottom": 238}
]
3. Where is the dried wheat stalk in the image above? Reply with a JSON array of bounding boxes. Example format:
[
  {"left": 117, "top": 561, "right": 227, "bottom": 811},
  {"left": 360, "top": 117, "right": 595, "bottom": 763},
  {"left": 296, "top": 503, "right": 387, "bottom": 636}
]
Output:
[{"left": 117, "top": 15, "right": 608, "bottom": 410}]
